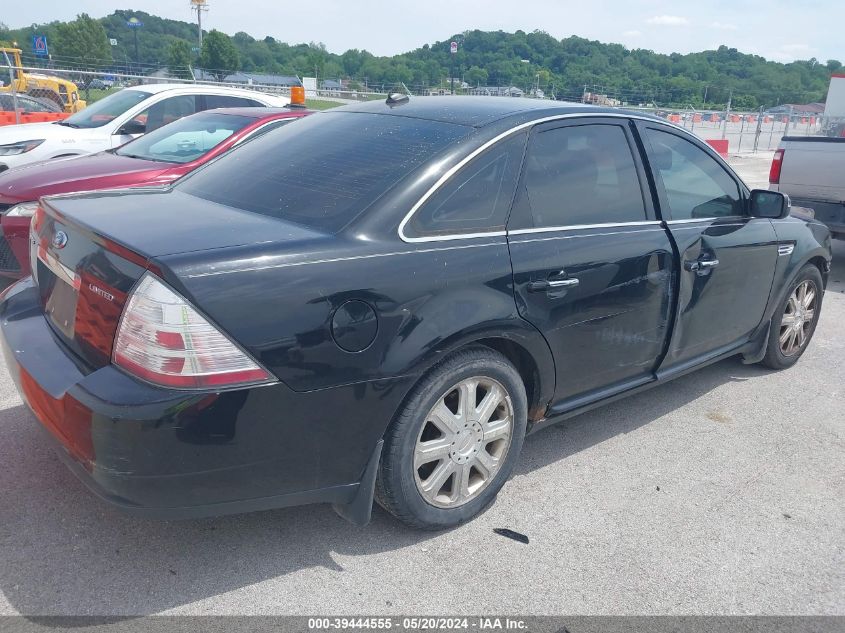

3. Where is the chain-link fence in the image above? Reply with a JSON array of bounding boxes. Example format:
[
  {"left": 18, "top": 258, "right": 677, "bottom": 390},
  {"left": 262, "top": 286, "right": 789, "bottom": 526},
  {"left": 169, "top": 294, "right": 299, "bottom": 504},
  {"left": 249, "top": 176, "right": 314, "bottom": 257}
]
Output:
[
  {"left": 0, "top": 62, "right": 390, "bottom": 112},
  {"left": 624, "top": 106, "right": 842, "bottom": 153},
  {"left": 4, "top": 59, "right": 842, "bottom": 153}
]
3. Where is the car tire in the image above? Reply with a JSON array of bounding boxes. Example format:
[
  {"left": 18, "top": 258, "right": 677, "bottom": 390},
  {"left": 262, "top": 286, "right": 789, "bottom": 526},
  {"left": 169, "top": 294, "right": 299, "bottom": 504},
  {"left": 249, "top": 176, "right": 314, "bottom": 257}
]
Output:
[
  {"left": 761, "top": 264, "right": 824, "bottom": 370},
  {"left": 375, "top": 346, "right": 527, "bottom": 530}
]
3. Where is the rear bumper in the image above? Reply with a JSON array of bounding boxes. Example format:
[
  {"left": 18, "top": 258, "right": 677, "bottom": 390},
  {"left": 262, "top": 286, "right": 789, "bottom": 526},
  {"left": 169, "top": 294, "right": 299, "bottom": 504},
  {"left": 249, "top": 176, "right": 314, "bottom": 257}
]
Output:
[{"left": 0, "top": 279, "right": 407, "bottom": 520}]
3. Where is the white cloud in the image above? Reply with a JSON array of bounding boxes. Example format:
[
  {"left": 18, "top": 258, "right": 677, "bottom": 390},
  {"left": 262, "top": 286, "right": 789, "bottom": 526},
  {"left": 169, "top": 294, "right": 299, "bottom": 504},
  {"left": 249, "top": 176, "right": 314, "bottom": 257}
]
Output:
[
  {"left": 766, "top": 43, "right": 819, "bottom": 62},
  {"left": 781, "top": 43, "right": 814, "bottom": 53},
  {"left": 623, "top": 30, "right": 643, "bottom": 37},
  {"left": 646, "top": 15, "right": 690, "bottom": 26},
  {"left": 710, "top": 21, "right": 738, "bottom": 31}
]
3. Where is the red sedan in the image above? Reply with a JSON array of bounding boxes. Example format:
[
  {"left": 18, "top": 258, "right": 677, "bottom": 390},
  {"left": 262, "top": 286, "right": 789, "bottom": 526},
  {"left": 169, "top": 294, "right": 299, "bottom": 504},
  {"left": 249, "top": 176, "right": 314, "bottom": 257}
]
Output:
[{"left": 0, "top": 107, "right": 310, "bottom": 278}]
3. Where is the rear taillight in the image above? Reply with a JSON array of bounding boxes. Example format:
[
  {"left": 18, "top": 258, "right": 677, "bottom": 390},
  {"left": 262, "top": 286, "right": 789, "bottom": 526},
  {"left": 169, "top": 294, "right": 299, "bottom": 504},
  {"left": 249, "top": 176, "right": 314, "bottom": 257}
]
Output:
[
  {"left": 769, "top": 149, "right": 785, "bottom": 184},
  {"left": 113, "top": 273, "right": 274, "bottom": 389}
]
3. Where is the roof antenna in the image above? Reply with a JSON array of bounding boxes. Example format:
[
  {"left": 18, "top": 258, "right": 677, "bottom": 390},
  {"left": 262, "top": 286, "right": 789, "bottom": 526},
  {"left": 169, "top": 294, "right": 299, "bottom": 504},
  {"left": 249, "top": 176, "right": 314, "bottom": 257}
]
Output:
[{"left": 386, "top": 93, "right": 410, "bottom": 107}]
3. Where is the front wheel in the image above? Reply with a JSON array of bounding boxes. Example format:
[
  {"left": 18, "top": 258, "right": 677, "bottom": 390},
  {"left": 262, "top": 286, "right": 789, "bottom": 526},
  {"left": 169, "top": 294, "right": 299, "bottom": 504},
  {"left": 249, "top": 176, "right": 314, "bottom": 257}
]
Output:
[
  {"left": 761, "top": 264, "right": 824, "bottom": 369},
  {"left": 375, "top": 347, "right": 527, "bottom": 530}
]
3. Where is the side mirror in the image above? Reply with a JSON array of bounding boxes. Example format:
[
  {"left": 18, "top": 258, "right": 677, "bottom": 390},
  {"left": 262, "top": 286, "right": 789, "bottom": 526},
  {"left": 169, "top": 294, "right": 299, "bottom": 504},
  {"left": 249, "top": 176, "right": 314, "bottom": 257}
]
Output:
[
  {"left": 750, "top": 189, "right": 790, "bottom": 219},
  {"left": 116, "top": 119, "right": 146, "bottom": 136}
]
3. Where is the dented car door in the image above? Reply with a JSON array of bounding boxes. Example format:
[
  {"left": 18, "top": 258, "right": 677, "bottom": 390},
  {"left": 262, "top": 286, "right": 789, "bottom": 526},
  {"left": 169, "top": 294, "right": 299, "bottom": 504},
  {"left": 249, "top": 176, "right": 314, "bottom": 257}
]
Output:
[{"left": 507, "top": 117, "right": 676, "bottom": 409}]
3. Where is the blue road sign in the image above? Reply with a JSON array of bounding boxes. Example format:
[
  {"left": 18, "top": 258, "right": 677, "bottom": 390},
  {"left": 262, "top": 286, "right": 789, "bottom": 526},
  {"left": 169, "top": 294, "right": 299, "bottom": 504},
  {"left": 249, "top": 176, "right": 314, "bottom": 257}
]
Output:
[
  {"left": 32, "top": 35, "right": 49, "bottom": 57},
  {"left": 126, "top": 18, "right": 144, "bottom": 28}
]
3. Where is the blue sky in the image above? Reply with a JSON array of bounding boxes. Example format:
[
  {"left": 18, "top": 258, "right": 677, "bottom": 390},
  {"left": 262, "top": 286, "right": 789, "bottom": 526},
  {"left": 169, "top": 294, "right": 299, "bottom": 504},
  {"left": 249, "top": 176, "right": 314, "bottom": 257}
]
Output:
[{"left": 3, "top": 0, "right": 842, "bottom": 62}]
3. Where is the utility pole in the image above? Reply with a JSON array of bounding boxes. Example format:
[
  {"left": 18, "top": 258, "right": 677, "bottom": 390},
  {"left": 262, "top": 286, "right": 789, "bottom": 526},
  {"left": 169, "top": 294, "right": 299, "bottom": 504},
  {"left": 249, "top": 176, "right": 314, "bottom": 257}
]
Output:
[
  {"left": 722, "top": 89, "right": 732, "bottom": 140},
  {"left": 191, "top": 0, "right": 209, "bottom": 50},
  {"left": 126, "top": 16, "right": 143, "bottom": 68}
]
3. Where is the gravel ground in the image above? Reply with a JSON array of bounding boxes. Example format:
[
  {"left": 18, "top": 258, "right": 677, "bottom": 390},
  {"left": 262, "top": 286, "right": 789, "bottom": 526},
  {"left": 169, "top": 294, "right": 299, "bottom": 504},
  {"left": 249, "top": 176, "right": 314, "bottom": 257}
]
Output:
[{"left": 0, "top": 157, "right": 841, "bottom": 616}]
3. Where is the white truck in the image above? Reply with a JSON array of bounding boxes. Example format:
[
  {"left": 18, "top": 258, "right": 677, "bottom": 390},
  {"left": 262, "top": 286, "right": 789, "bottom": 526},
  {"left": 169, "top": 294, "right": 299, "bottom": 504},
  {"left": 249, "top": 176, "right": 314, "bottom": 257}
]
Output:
[{"left": 769, "top": 136, "right": 845, "bottom": 238}]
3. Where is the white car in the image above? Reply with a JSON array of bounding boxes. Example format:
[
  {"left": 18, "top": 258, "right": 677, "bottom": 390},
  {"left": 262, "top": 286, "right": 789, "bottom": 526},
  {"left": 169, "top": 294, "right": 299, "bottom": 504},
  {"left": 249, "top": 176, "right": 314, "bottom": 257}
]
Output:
[{"left": 0, "top": 83, "right": 289, "bottom": 172}]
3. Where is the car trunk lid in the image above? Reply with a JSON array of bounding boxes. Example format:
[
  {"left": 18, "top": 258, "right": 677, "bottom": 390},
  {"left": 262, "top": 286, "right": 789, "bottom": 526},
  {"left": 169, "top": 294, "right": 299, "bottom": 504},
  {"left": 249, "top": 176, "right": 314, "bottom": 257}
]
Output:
[{"left": 31, "top": 189, "right": 326, "bottom": 370}]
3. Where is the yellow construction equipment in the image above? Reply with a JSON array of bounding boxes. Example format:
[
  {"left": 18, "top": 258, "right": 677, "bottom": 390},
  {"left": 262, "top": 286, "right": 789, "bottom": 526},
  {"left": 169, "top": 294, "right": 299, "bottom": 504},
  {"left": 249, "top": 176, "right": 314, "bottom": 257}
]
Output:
[{"left": 0, "top": 48, "right": 86, "bottom": 113}]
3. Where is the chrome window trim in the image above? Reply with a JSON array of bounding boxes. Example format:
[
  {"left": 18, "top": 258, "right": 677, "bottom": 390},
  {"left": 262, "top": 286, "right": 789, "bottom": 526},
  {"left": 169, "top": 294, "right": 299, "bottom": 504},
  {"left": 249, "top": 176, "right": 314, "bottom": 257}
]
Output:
[
  {"left": 508, "top": 220, "right": 661, "bottom": 235},
  {"left": 665, "top": 216, "right": 748, "bottom": 224},
  {"left": 665, "top": 217, "right": 719, "bottom": 224},
  {"left": 398, "top": 112, "right": 695, "bottom": 244},
  {"left": 509, "top": 227, "right": 665, "bottom": 244}
]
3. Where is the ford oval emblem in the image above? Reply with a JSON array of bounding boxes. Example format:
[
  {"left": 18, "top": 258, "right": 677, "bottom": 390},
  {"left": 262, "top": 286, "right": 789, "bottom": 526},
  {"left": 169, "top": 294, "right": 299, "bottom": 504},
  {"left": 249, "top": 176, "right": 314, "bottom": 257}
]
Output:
[{"left": 52, "top": 230, "right": 68, "bottom": 250}]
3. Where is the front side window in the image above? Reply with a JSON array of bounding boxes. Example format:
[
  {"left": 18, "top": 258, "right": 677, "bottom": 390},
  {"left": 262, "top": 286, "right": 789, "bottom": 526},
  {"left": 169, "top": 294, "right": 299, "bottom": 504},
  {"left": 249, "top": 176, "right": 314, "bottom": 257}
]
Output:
[
  {"left": 407, "top": 132, "right": 526, "bottom": 237},
  {"left": 644, "top": 128, "right": 743, "bottom": 220},
  {"left": 519, "top": 123, "right": 647, "bottom": 228},
  {"left": 60, "top": 89, "right": 151, "bottom": 129}
]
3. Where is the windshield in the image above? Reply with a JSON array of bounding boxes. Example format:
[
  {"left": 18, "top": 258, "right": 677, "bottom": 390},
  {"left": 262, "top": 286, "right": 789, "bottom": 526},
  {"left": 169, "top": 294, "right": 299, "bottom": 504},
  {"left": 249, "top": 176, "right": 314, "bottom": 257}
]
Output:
[
  {"left": 178, "top": 111, "right": 471, "bottom": 233},
  {"left": 116, "top": 112, "right": 256, "bottom": 164},
  {"left": 61, "top": 89, "right": 151, "bottom": 129}
]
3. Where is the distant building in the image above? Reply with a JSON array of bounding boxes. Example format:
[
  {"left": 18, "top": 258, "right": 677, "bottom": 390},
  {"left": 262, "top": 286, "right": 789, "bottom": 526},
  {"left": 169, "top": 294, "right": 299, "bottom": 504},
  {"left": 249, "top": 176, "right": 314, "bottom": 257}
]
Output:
[
  {"left": 583, "top": 92, "right": 621, "bottom": 107},
  {"left": 767, "top": 102, "right": 825, "bottom": 115},
  {"left": 194, "top": 69, "right": 301, "bottom": 87},
  {"left": 320, "top": 79, "right": 342, "bottom": 92},
  {"left": 446, "top": 78, "right": 470, "bottom": 90},
  {"left": 467, "top": 86, "right": 524, "bottom": 97}
]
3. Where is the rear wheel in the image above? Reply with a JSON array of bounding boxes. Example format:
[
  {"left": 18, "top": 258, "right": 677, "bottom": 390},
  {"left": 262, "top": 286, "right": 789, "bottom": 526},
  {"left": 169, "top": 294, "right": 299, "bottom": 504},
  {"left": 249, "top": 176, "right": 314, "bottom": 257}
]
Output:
[
  {"left": 761, "top": 264, "right": 823, "bottom": 369},
  {"left": 376, "top": 347, "right": 527, "bottom": 529}
]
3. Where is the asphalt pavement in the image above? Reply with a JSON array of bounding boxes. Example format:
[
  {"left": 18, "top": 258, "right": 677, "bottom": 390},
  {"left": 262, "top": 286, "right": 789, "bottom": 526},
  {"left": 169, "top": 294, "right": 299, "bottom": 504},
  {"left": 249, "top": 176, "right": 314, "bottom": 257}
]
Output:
[{"left": 0, "top": 157, "right": 841, "bottom": 616}]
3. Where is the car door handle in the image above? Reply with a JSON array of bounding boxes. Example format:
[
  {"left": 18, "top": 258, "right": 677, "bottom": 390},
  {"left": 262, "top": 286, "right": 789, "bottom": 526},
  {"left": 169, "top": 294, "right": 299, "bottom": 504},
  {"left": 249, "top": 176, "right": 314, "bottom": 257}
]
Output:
[
  {"left": 528, "top": 275, "right": 580, "bottom": 292},
  {"left": 684, "top": 258, "right": 719, "bottom": 272}
]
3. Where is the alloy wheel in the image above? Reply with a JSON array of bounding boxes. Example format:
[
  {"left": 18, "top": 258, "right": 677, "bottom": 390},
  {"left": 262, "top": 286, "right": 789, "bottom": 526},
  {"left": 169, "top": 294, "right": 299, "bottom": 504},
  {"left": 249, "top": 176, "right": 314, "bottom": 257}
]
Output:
[
  {"left": 779, "top": 280, "right": 817, "bottom": 357},
  {"left": 414, "top": 377, "right": 514, "bottom": 508}
]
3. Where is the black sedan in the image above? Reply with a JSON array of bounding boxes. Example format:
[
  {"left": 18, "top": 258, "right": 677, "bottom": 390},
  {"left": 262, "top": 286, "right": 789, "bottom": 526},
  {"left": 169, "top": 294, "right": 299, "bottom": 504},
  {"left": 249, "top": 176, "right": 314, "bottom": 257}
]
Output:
[{"left": 0, "top": 97, "right": 832, "bottom": 529}]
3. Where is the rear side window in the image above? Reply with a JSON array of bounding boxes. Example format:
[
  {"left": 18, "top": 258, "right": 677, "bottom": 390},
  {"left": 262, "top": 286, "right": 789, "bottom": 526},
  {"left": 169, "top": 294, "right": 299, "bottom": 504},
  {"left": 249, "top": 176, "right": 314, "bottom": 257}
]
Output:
[
  {"left": 131, "top": 95, "right": 199, "bottom": 133},
  {"left": 519, "top": 123, "right": 647, "bottom": 228},
  {"left": 178, "top": 112, "right": 471, "bottom": 233},
  {"left": 407, "top": 132, "right": 526, "bottom": 237},
  {"left": 644, "top": 128, "right": 743, "bottom": 220},
  {"left": 204, "top": 95, "right": 263, "bottom": 109}
]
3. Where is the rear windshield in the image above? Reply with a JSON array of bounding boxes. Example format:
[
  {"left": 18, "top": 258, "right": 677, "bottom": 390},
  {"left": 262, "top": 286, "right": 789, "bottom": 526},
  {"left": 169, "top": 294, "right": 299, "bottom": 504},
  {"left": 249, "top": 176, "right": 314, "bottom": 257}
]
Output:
[
  {"left": 177, "top": 111, "right": 471, "bottom": 232},
  {"left": 116, "top": 112, "right": 255, "bottom": 164}
]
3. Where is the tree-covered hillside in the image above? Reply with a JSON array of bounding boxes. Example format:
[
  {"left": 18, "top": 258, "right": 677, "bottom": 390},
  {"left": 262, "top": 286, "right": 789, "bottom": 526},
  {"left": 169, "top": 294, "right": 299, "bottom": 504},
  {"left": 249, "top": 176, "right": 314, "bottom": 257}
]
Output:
[{"left": 1, "top": 11, "right": 839, "bottom": 108}]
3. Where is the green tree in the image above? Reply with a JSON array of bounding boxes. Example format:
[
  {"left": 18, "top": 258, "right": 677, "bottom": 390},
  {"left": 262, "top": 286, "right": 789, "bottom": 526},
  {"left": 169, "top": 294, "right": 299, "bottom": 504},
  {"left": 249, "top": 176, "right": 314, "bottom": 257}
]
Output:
[
  {"left": 168, "top": 40, "right": 193, "bottom": 79},
  {"left": 200, "top": 29, "right": 239, "bottom": 81},
  {"left": 53, "top": 14, "right": 112, "bottom": 67},
  {"left": 464, "top": 65, "right": 488, "bottom": 87}
]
